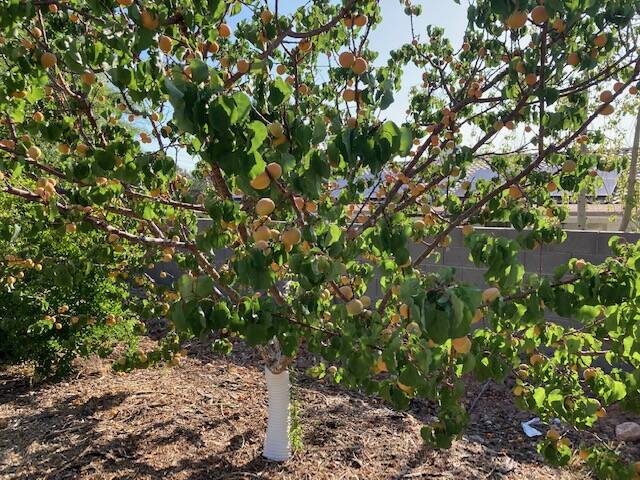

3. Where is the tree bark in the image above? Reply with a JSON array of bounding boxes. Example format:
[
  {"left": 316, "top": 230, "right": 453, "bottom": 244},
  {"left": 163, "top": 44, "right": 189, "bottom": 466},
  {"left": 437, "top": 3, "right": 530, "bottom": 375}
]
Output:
[{"left": 619, "top": 108, "right": 640, "bottom": 232}]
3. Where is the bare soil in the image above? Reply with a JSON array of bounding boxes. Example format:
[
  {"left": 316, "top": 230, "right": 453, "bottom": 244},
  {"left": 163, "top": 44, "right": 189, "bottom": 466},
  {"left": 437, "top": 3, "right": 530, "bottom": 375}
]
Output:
[{"left": 0, "top": 341, "right": 637, "bottom": 480}]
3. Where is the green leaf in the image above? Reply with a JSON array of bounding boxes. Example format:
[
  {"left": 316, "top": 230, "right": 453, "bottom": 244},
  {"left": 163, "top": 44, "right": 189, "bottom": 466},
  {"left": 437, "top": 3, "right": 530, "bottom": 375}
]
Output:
[
  {"left": 195, "top": 275, "right": 214, "bottom": 299},
  {"left": 177, "top": 274, "right": 194, "bottom": 302},
  {"left": 190, "top": 59, "right": 209, "bottom": 84},
  {"left": 424, "top": 307, "right": 450, "bottom": 344},
  {"left": 9, "top": 224, "right": 21, "bottom": 243},
  {"left": 208, "top": 95, "right": 234, "bottom": 132},
  {"left": 110, "top": 66, "right": 133, "bottom": 89},
  {"left": 207, "top": 0, "right": 226, "bottom": 21},
  {"left": 247, "top": 121, "right": 268, "bottom": 153},
  {"left": 312, "top": 116, "right": 327, "bottom": 144},
  {"left": 399, "top": 278, "right": 420, "bottom": 300},
  {"left": 62, "top": 45, "right": 85, "bottom": 73},
  {"left": 95, "top": 149, "right": 116, "bottom": 171},
  {"left": 533, "top": 387, "right": 546, "bottom": 408},
  {"left": 324, "top": 224, "right": 342, "bottom": 247},
  {"left": 170, "top": 302, "right": 188, "bottom": 332},
  {"left": 231, "top": 92, "right": 251, "bottom": 124},
  {"left": 398, "top": 127, "right": 413, "bottom": 155},
  {"left": 268, "top": 78, "right": 292, "bottom": 107}
]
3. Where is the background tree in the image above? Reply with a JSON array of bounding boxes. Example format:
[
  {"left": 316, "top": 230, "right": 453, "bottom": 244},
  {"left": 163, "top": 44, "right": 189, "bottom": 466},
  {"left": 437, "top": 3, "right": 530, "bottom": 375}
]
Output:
[
  {"left": 0, "top": 147, "right": 148, "bottom": 378},
  {"left": 1, "top": 0, "right": 640, "bottom": 476},
  {"left": 0, "top": 197, "right": 145, "bottom": 378},
  {"left": 620, "top": 107, "right": 640, "bottom": 231}
]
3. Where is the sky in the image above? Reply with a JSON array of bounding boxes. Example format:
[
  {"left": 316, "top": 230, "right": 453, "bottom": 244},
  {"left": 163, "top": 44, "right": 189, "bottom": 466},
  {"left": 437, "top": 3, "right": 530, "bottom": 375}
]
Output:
[
  {"left": 164, "top": 0, "right": 469, "bottom": 171},
  {"left": 266, "top": 0, "right": 468, "bottom": 121},
  {"left": 145, "top": 0, "right": 637, "bottom": 171},
  {"left": 371, "top": 0, "right": 467, "bottom": 120}
]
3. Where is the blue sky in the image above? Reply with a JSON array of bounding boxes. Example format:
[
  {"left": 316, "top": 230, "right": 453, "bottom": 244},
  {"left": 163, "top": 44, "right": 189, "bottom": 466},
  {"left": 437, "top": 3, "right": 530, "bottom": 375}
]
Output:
[
  {"left": 371, "top": 1, "right": 467, "bottom": 120},
  {"left": 260, "top": 0, "right": 468, "bottom": 121},
  {"left": 150, "top": 1, "right": 636, "bottom": 171},
  {"left": 166, "top": 0, "right": 469, "bottom": 170}
]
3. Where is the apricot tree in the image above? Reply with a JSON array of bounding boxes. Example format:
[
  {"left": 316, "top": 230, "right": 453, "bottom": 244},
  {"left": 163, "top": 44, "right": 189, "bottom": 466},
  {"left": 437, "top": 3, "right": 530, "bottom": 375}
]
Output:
[
  {"left": 1, "top": 0, "right": 640, "bottom": 475},
  {"left": 0, "top": 191, "right": 145, "bottom": 378}
]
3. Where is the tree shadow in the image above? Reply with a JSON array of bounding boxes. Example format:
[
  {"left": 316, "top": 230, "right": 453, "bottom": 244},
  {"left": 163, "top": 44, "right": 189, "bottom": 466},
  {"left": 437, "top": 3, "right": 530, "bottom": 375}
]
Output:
[
  {"left": 0, "top": 397, "right": 291, "bottom": 480},
  {"left": 0, "top": 363, "right": 410, "bottom": 479},
  {"left": 0, "top": 390, "right": 128, "bottom": 479},
  {"left": 0, "top": 339, "right": 568, "bottom": 480}
]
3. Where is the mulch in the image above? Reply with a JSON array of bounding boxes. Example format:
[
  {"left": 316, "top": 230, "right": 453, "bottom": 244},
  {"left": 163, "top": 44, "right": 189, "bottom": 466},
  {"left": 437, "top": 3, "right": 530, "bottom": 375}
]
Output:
[{"left": 0, "top": 340, "right": 637, "bottom": 480}]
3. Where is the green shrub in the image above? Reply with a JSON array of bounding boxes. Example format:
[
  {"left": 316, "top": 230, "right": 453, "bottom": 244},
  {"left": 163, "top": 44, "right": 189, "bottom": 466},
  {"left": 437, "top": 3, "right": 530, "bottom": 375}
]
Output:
[{"left": 0, "top": 196, "right": 145, "bottom": 378}]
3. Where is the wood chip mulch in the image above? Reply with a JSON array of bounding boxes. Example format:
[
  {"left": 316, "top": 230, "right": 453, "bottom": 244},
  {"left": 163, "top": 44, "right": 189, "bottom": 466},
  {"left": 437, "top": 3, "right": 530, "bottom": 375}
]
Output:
[{"left": 1, "top": 342, "right": 637, "bottom": 480}]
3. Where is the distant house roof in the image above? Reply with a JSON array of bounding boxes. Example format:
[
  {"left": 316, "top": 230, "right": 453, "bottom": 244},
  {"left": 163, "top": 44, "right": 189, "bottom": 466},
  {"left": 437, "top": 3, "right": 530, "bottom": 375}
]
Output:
[
  {"left": 330, "top": 159, "right": 623, "bottom": 204},
  {"left": 460, "top": 159, "right": 620, "bottom": 200}
]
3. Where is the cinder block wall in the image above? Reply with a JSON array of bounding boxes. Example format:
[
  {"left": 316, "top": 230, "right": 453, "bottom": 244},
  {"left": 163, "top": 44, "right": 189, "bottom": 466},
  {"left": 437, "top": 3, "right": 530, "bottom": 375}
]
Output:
[
  {"left": 365, "top": 227, "right": 640, "bottom": 300},
  {"left": 155, "top": 222, "right": 639, "bottom": 299},
  {"left": 433, "top": 227, "right": 637, "bottom": 278}
]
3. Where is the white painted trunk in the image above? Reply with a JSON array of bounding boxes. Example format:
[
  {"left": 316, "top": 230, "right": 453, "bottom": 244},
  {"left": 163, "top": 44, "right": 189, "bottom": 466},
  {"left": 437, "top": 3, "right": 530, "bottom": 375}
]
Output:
[{"left": 263, "top": 367, "right": 291, "bottom": 461}]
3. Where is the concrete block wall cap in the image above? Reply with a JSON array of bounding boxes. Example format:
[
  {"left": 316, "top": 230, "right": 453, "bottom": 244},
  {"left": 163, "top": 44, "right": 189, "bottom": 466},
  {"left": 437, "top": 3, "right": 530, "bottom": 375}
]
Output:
[{"left": 456, "top": 225, "right": 639, "bottom": 236}]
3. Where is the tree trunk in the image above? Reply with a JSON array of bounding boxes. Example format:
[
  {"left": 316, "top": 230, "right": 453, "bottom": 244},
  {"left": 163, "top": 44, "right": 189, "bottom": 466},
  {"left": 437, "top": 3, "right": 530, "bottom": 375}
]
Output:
[
  {"left": 620, "top": 108, "right": 640, "bottom": 232},
  {"left": 577, "top": 143, "right": 587, "bottom": 230},
  {"left": 263, "top": 367, "right": 291, "bottom": 461},
  {"left": 577, "top": 190, "right": 587, "bottom": 230}
]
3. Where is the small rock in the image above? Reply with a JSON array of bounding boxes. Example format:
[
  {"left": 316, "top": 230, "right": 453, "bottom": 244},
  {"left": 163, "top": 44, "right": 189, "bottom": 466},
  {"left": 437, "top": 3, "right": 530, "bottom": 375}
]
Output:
[
  {"left": 615, "top": 422, "right": 640, "bottom": 441},
  {"left": 467, "top": 434, "right": 485, "bottom": 444},
  {"left": 495, "top": 456, "right": 518, "bottom": 474}
]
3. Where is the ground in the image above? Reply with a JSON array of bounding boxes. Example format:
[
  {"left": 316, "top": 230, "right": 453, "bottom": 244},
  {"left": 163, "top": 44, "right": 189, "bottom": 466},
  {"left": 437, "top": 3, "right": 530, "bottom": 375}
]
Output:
[{"left": 0, "top": 341, "right": 637, "bottom": 480}]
